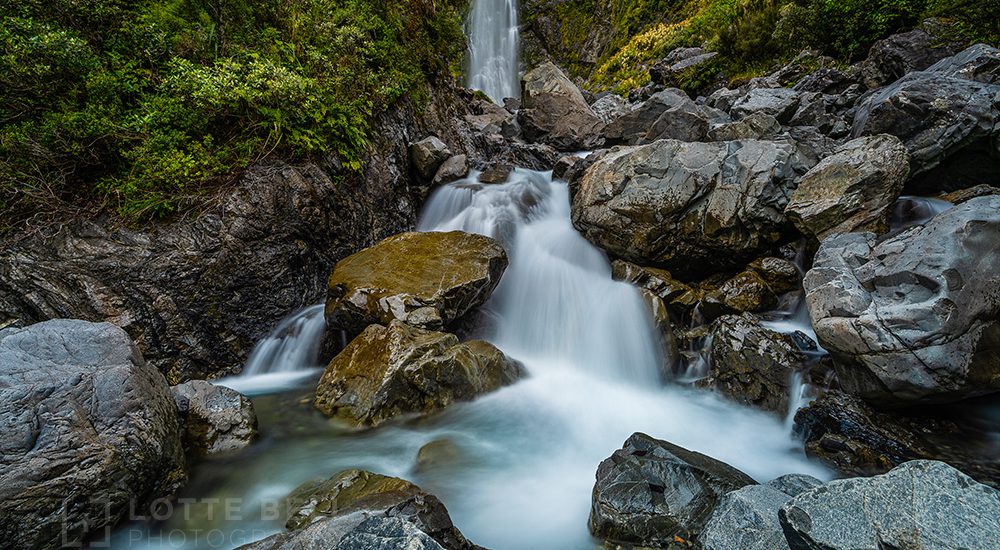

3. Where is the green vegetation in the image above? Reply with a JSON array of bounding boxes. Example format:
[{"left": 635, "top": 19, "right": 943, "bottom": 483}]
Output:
[
  {"left": 0, "top": 0, "right": 466, "bottom": 225},
  {"left": 543, "top": 0, "right": 999, "bottom": 94}
]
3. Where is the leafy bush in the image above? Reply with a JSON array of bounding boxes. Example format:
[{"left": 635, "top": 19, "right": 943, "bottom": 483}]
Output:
[{"left": 0, "top": 0, "right": 466, "bottom": 224}]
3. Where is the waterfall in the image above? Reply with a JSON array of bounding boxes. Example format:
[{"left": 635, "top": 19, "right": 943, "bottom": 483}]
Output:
[
  {"left": 216, "top": 304, "right": 326, "bottom": 395},
  {"left": 466, "top": 0, "right": 520, "bottom": 103}
]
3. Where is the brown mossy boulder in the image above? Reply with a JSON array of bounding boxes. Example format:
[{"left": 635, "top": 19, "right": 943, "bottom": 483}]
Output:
[
  {"left": 325, "top": 231, "right": 508, "bottom": 341},
  {"left": 285, "top": 469, "right": 422, "bottom": 530},
  {"left": 315, "top": 320, "right": 524, "bottom": 426}
]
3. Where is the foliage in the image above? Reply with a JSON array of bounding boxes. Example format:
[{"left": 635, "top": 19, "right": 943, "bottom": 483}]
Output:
[{"left": 0, "top": 0, "right": 466, "bottom": 224}]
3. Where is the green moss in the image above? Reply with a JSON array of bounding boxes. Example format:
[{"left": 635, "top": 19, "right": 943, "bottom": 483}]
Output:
[{"left": 0, "top": 0, "right": 467, "bottom": 226}]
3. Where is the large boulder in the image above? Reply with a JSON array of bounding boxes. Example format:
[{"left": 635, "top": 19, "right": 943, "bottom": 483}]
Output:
[
  {"left": 786, "top": 135, "right": 910, "bottom": 240},
  {"left": 701, "top": 473, "right": 822, "bottom": 550},
  {"left": 517, "top": 62, "right": 604, "bottom": 150},
  {"left": 325, "top": 231, "right": 507, "bottom": 340},
  {"left": 650, "top": 48, "right": 719, "bottom": 88},
  {"left": 858, "top": 28, "right": 959, "bottom": 89},
  {"left": 241, "top": 469, "right": 475, "bottom": 550},
  {"left": 803, "top": 196, "right": 1000, "bottom": 405},
  {"left": 852, "top": 46, "right": 1000, "bottom": 193},
  {"left": 794, "top": 390, "right": 1000, "bottom": 487},
  {"left": 603, "top": 89, "right": 711, "bottom": 145},
  {"left": 730, "top": 88, "right": 802, "bottom": 123},
  {"left": 589, "top": 432, "right": 756, "bottom": 546},
  {"left": 572, "top": 139, "right": 810, "bottom": 278},
  {"left": 705, "top": 314, "right": 810, "bottom": 415},
  {"left": 315, "top": 320, "right": 524, "bottom": 426},
  {"left": 0, "top": 320, "right": 186, "bottom": 549},
  {"left": 925, "top": 42, "right": 1000, "bottom": 85},
  {"left": 779, "top": 460, "right": 1000, "bottom": 550},
  {"left": 171, "top": 380, "right": 257, "bottom": 457},
  {"left": 410, "top": 137, "right": 452, "bottom": 180},
  {"left": 707, "top": 112, "right": 781, "bottom": 141}
]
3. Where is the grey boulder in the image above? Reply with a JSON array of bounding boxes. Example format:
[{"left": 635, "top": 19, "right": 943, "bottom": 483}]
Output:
[
  {"left": 786, "top": 134, "right": 910, "bottom": 240},
  {"left": 780, "top": 460, "right": 1000, "bottom": 550},
  {"left": 701, "top": 474, "right": 822, "bottom": 550},
  {"left": 410, "top": 137, "right": 452, "bottom": 180},
  {"left": 858, "top": 28, "right": 958, "bottom": 88},
  {"left": 572, "top": 139, "right": 810, "bottom": 277},
  {"left": 804, "top": 196, "right": 1000, "bottom": 405},
  {"left": 171, "top": 380, "right": 257, "bottom": 457},
  {"left": 517, "top": 62, "right": 604, "bottom": 150},
  {"left": 589, "top": 432, "right": 756, "bottom": 546},
  {"left": 603, "top": 89, "right": 711, "bottom": 145},
  {"left": 0, "top": 320, "right": 186, "bottom": 549},
  {"left": 730, "top": 88, "right": 802, "bottom": 123}
]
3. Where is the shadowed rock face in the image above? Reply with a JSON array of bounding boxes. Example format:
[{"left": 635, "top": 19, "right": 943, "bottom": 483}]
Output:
[
  {"left": 315, "top": 321, "right": 524, "bottom": 427},
  {"left": 571, "top": 139, "right": 812, "bottom": 278},
  {"left": 171, "top": 380, "right": 257, "bottom": 457},
  {"left": 779, "top": 460, "right": 1000, "bottom": 550},
  {"left": 589, "top": 432, "right": 756, "bottom": 546},
  {"left": 324, "top": 231, "right": 508, "bottom": 340},
  {"left": 804, "top": 196, "right": 1000, "bottom": 406},
  {"left": 0, "top": 319, "right": 186, "bottom": 549}
]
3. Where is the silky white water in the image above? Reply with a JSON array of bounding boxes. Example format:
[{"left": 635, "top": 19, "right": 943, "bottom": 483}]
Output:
[
  {"left": 115, "top": 169, "right": 830, "bottom": 550},
  {"left": 466, "top": 0, "right": 520, "bottom": 103}
]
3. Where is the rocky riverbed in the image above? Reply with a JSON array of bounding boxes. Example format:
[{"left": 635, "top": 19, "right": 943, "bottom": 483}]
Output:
[{"left": 2, "top": 20, "right": 1000, "bottom": 550}]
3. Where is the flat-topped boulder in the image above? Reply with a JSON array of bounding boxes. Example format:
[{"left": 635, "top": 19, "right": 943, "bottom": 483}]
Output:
[
  {"left": 571, "top": 139, "right": 810, "bottom": 278},
  {"left": 325, "top": 231, "right": 507, "bottom": 339},
  {"left": 0, "top": 320, "right": 186, "bottom": 549},
  {"left": 315, "top": 320, "right": 524, "bottom": 426}
]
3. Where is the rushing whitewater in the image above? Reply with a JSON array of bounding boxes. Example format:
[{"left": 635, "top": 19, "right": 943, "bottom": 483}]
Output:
[{"left": 466, "top": 0, "right": 520, "bottom": 103}]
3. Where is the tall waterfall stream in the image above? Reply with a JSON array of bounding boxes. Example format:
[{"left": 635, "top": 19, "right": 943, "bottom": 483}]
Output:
[{"left": 115, "top": 3, "right": 835, "bottom": 548}]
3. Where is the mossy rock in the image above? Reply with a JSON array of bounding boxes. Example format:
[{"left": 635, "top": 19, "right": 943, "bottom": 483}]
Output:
[
  {"left": 285, "top": 469, "right": 421, "bottom": 530},
  {"left": 325, "top": 231, "right": 508, "bottom": 340}
]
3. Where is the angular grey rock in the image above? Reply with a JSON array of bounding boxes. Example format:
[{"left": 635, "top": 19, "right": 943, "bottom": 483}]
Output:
[
  {"left": 410, "top": 137, "right": 452, "bottom": 180},
  {"left": 650, "top": 47, "right": 719, "bottom": 87},
  {"left": 925, "top": 42, "right": 1000, "bottom": 84},
  {"left": 589, "top": 432, "right": 756, "bottom": 546},
  {"left": 603, "top": 89, "right": 709, "bottom": 145},
  {"left": 0, "top": 319, "right": 185, "bottom": 549},
  {"left": 779, "top": 460, "right": 1000, "bottom": 550},
  {"left": 701, "top": 484, "right": 793, "bottom": 550},
  {"left": 786, "top": 134, "right": 910, "bottom": 240},
  {"left": 517, "top": 62, "right": 604, "bottom": 150},
  {"left": 432, "top": 154, "right": 469, "bottom": 186},
  {"left": 336, "top": 517, "right": 445, "bottom": 550},
  {"left": 765, "top": 474, "right": 822, "bottom": 497},
  {"left": 572, "top": 139, "right": 811, "bottom": 277},
  {"left": 730, "top": 88, "right": 802, "bottom": 123},
  {"left": 859, "top": 28, "right": 958, "bottom": 88},
  {"left": 172, "top": 380, "right": 257, "bottom": 456},
  {"left": 851, "top": 61, "right": 1000, "bottom": 193},
  {"left": 590, "top": 93, "right": 630, "bottom": 125},
  {"left": 707, "top": 112, "right": 781, "bottom": 141},
  {"left": 804, "top": 196, "right": 1000, "bottom": 405}
]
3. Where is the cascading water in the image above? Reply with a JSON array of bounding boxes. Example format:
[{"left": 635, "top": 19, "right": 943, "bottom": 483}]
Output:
[
  {"left": 116, "top": 170, "right": 829, "bottom": 550},
  {"left": 215, "top": 304, "right": 326, "bottom": 396},
  {"left": 465, "top": 0, "right": 520, "bottom": 103}
]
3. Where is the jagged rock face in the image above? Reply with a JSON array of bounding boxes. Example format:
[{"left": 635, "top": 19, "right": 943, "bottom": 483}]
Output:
[
  {"left": 518, "top": 62, "right": 604, "bottom": 150},
  {"left": 0, "top": 81, "right": 486, "bottom": 383},
  {"left": 706, "top": 314, "right": 809, "bottom": 415},
  {"left": 324, "top": 231, "right": 507, "bottom": 339},
  {"left": 589, "top": 432, "right": 756, "bottom": 546},
  {"left": 858, "top": 28, "right": 959, "bottom": 89},
  {"left": 411, "top": 137, "right": 452, "bottom": 180},
  {"left": 242, "top": 469, "right": 475, "bottom": 550},
  {"left": 315, "top": 321, "right": 523, "bottom": 427},
  {"left": 571, "top": 139, "right": 811, "bottom": 278},
  {"left": 603, "top": 89, "right": 712, "bottom": 145},
  {"left": 171, "top": 380, "right": 257, "bottom": 457},
  {"left": 786, "top": 134, "right": 910, "bottom": 240},
  {"left": 0, "top": 320, "right": 186, "bottom": 549},
  {"left": 852, "top": 45, "right": 1000, "bottom": 194},
  {"left": 730, "top": 88, "right": 802, "bottom": 123},
  {"left": 804, "top": 196, "right": 1000, "bottom": 406},
  {"left": 701, "top": 484, "right": 796, "bottom": 550},
  {"left": 707, "top": 112, "right": 781, "bottom": 141},
  {"left": 779, "top": 460, "right": 1000, "bottom": 550},
  {"left": 794, "top": 390, "right": 1000, "bottom": 488}
]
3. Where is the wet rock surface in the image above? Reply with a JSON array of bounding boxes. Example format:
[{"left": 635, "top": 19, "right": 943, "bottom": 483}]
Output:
[
  {"left": 572, "top": 139, "right": 810, "bottom": 277},
  {"left": 589, "top": 432, "right": 756, "bottom": 546},
  {"left": 794, "top": 390, "right": 1000, "bottom": 488},
  {"left": 171, "top": 380, "right": 257, "bottom": 457},
  {"left": 325, "top": 231, "right": 507, "bottom": 339},
  {"left": 314, "top": 320, "right": 524, "bottom": 426},
  {"left": 0, "top": 319, "right": 186, "bottom": 549},
  {"left": 779, "top": 460, "right": 1000, "bottom": 550},
  {"left": 804, "top": 196, "right": 1000, "bottom": 406},
  {"left": 786, "top": 134, "right": 910, "bottom": 240},
  {"left": 242, "top": 469, "right": 476, "bottom": 550}
]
